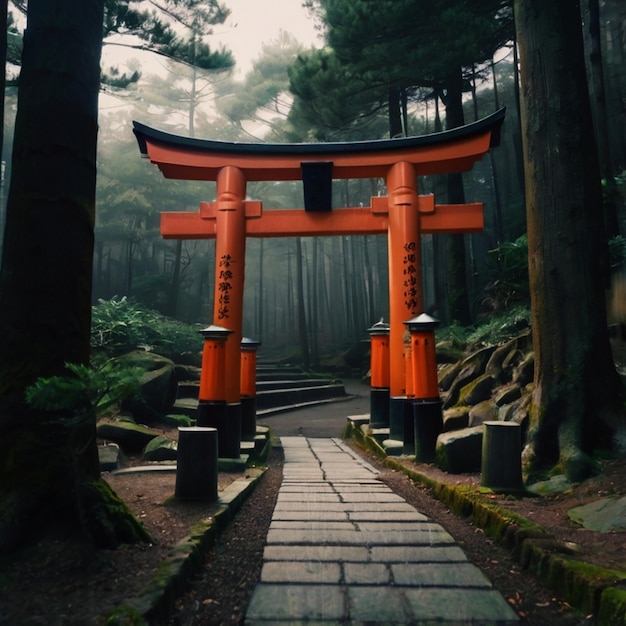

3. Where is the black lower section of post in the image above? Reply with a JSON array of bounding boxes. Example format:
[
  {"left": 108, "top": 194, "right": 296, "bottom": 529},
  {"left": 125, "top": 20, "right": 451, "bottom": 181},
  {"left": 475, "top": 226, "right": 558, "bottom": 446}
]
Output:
[
  {"left": 481, "top": 421, "right": 523, "bottom": 492},
  {"left": 196, "top": 401, "right": 226, "bottom": 429},
  {"left": 175, "top": 426, "right": 218, "bottom": 501},
  {"left": 241, "top": 396, "right": 257, "bottom": 441},
  {"left": 369, "top": 388, "right": 390, "bottom": 428},
  {"left": 389, "top": 396, "right": 414, "bottom": 454},
  {"left": 413, "top": 398, "right": 443, "bottom": 463},
  {"left": 197, "top": 401, "right": 242, "bottom": 458},
  {"left": 222, "top": 403, "right": 242, "bottom": 458}
]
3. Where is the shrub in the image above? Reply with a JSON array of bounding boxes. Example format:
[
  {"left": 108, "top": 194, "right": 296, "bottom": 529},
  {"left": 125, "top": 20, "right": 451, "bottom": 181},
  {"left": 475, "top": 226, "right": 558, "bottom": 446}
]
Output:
[{"left": 91, "top": 297, "right": 202, "bottom": 363}]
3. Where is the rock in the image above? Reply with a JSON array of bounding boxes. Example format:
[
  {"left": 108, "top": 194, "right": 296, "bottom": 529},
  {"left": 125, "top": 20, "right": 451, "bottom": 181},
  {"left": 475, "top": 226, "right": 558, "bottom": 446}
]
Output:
[
  {"left": 485, "top": 339, "right": 517, "bottom": 383},
  {"left": 468, "top": 400, "right": 498, "bottom": 427},
  {"left": 435, "top": 426, "right": 483, "bottom": 473},
  {"left": 175, "top": 364, "right": 201, "bottom": 381},
  {"left": 498, "top": 393, "right": 531, "bottom": 426},
  {"left": 442, "top": 346, "right": 496, "bottom": 409},
  {"left": 568, "top": 496, "right": 626, "bottom": 532},
  {"left": 161, "top": 413, "right": 194, "bottom": 428},
  {"left": 97, "top": 420, "right": 162, "bottom": 453},
  {"left": 441, "top": 384, "right": 460, "bottom": 410},
  {"left": 443, "top": 406, "right": 470, "bottom": 431},
  {"left": 98, "top": 443, "right": 121, "bottom": 472},
  {"left": 494, "top": 383, "right": 522, "bottom": 407},
  {"left": 438, "top": 361, "right": 461, "bottom": 392},
  {"left": 527, "top": 474, "right": 573, "bottom": 495},
  {"left": 117, "top": 351, "right": 178, "bottom": 422},
  {"left": 460, "top": 373, "right": 496, "bottom": 406},
  {"left": 459, "top": 345, "right": 497, "bottom": 384},
  {"left": 144, "top": 435, "right": 178, "bottom": 461}
]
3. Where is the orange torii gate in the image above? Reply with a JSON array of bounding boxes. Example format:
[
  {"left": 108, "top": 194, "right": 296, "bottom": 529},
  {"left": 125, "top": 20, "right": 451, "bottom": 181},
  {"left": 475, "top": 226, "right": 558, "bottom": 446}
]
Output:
[{"left": 133, "top": 108, "right": 505, "bottom": 457}]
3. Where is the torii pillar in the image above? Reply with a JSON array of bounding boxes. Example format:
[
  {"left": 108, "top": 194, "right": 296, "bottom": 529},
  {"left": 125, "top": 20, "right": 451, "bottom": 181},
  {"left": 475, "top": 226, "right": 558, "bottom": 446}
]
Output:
[
  {"left": 212, "top": 166, "right": 246, "bottom": 455},
  {"left": 386, "top": 161, "right": 422, "bottom": 446},
  {"left": 133, "top": 108, "right": 505, "bottom": 458}
]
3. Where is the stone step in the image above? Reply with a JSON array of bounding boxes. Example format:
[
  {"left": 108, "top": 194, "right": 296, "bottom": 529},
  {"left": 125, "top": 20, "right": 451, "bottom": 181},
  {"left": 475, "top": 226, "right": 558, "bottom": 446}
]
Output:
[{"left": 256, "top": 383, "right": 347, "bottom": 410}]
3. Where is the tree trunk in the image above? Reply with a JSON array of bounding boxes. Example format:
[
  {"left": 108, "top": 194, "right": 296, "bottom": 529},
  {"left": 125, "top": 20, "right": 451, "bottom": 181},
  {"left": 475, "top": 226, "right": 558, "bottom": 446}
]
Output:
[
  {"left": 444, "top": 67, "right": 472, "bottom": 326},
  {"left": 0, "top": 0, "right": 149, "bottom": 552},
  {"left": 166, "top": 240, "right": 183, "bottom": 317},
  {"left": 0, "top": 1, "right": 6, "bottom": 226},
  {"left": 257, "top": 239, "right": 264, "bottom": 342},
  {"left": 586, "top": 0, "right": 620, "bottom": 242},
  {"left": 310, "top": 238, "right": 320, "bottom": 367},
  {"left": 515, "top": 0, "right": 624, "bottom": 482},
  {"left": 489, "top": 58, "right": 504, "bottom": 246},
  {"left": 388, "top": 87, "right": 403, "bottom": 138},
  {"left": 295, "top": 238, "right": 310, "bottom": 368}
]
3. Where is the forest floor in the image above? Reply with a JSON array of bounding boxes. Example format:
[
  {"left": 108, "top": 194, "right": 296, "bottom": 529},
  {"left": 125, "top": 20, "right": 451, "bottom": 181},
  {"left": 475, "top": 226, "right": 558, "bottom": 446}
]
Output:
[{"left": 1, "top": 433, "right": 624, "bottom": 625}]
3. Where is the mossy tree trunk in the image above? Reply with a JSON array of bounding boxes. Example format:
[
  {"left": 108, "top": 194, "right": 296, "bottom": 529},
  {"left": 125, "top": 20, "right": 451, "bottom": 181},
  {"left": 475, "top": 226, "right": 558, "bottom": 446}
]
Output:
[
  {"left": 515, "top": 0, "right": 625, "bottom": 482},
  {"left": 0, "top": 0, "right": 149, "bottom": 551}
]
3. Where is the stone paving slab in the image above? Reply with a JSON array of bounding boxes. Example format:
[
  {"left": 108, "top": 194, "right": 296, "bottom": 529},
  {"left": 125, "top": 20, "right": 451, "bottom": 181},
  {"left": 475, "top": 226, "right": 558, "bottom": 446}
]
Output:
[
  {"left": 263, "top": 545, "right": 371, "bottom": 562},
  {"left": 244, "top": 437, "right": 519, "bottom": 625},
  {"left": 265, "top": 527, "right": 456, "bottom": 545},
  {"left": 273, "top": 501, "right": 419, "bottom": 513}
]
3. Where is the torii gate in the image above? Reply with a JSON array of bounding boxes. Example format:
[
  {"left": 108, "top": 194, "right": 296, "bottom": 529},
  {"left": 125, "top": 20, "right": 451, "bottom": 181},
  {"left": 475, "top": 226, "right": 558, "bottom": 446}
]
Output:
[{"left": 133, "top": 108, "right": 505, "bottom": 457}]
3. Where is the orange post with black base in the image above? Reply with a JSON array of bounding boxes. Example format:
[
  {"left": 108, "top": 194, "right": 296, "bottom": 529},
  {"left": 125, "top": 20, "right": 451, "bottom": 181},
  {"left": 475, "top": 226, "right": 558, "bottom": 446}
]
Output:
[
  {"left": 405, "top": 313, "right": 443, "bottom": 463},
  {"left": 367, "top": 319, "right": 390, "bottom": 429},
  {"left": 196, "top": 324, "right": 233, "bottom": 458},
  {"left": 240, "top": 337, "right": 261, "bottom": 442}
]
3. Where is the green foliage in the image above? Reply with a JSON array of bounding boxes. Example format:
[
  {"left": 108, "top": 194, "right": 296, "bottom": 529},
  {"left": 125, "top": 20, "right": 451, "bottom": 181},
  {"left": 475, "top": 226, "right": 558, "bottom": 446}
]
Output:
[
  {"left": 438, "top": 306, "right": 531, "bottom": 353},
  {"left": 102, "top": 0, "right": 234, "bottom": 71},
  {"left": 435, "top": 321, "right": 472, "bottom": 348},
  {"left": 478, "top": 234, "right": 530, "bottom": 316},
  {"left": 292, "top": 0, "right": 513, "bottom": 137},
  {"left": 101, "top": 68, "right": 142, "bottom": 90},
  {"left": 466, "top": 306, "right": 531, "bottom": 349},
  {"left": 105, "top": 604, "right": 146, "bottom": 625},
  {"left": 91, "top": 297, "right": 202, "bottom": 361},
  {"left": 25, "top": 360, "right": 145, "bottom": 421}
]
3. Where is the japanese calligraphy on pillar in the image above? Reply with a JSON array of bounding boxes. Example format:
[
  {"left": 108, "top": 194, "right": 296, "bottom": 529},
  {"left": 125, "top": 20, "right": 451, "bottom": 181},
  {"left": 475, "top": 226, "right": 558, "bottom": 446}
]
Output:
[
  {"left": 402, "top": 241, "right": 419, "bottom": 313},
  {"left": 218, "top": 254, "right": 233, "bottom": 319}
]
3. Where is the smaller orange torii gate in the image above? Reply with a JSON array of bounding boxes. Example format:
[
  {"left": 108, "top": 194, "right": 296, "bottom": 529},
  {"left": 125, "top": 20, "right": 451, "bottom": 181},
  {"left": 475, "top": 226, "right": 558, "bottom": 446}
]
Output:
[{"left": 133, "top": 108, "right": 505, "bottom": 457}]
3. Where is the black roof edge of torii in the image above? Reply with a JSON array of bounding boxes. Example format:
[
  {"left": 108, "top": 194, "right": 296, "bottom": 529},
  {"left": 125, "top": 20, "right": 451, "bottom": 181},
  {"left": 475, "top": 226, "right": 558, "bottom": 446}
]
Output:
[{"left": 132, "top": 107, "right": 505, "bottom": 158}]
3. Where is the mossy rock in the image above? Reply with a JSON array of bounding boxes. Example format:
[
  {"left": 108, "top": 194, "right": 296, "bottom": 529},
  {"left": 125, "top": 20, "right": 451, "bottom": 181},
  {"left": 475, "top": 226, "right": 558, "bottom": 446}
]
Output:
[
  {"left": 438, "top": 361, "right": 462, "bottom": 392},
  {"left": 116, "top": 351, "right": 178, "bottom": 422},
  {"left": 160, "top": 414, "right": 194, "bottom": 428},
  {"left": 468, "top": 400, "right": 498, "bottom": 427},
  {"left": 443, "top": 406, "right": 470, "bottom": 432},
  {"left": 143, "top": 435, "right": 178, "bottom": 462},
  {"left": 460, "top": 373, "right": 496, "bottom": 406},
  {"left": 97, "top": 421, "right": 161, "bottom": 453},
  {"left": 435, "top": 426, "right": 483, "bottom": 473}
]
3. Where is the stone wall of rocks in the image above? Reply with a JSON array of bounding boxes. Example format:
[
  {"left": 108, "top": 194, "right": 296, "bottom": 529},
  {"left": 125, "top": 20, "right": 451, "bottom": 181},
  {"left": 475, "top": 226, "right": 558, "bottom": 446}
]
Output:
[{"left": 435, "top": 331, "right": 534, "bottom": 473}]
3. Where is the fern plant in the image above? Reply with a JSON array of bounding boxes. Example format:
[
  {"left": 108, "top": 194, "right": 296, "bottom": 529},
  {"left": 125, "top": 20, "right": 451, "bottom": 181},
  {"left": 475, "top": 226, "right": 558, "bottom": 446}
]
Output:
[
  {"left": 25, "top": 359, "right": 145, "bottom": 421},
  {"left": 91, "top": 296, "right": 202, "bottom": 362}
]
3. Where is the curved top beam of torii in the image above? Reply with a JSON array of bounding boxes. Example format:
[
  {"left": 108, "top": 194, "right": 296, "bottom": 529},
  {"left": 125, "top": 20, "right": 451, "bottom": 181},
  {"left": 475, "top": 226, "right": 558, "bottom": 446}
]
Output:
[{"left": 132, "top": 108, "right": 505, "bottom": 182}]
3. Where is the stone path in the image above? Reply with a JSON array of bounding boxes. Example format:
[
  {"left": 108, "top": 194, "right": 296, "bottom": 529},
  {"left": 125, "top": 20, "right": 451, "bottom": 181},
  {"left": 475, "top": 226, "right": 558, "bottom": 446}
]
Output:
[{"left": 245, "top": 436, "right": 519, "bottom": 625}]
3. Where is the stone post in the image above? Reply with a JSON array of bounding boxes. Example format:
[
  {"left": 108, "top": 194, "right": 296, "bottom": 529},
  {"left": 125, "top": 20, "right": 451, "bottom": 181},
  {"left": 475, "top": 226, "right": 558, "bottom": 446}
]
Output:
[{"left": 175, "top": 426, "right": 218, "bottom": 501}]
